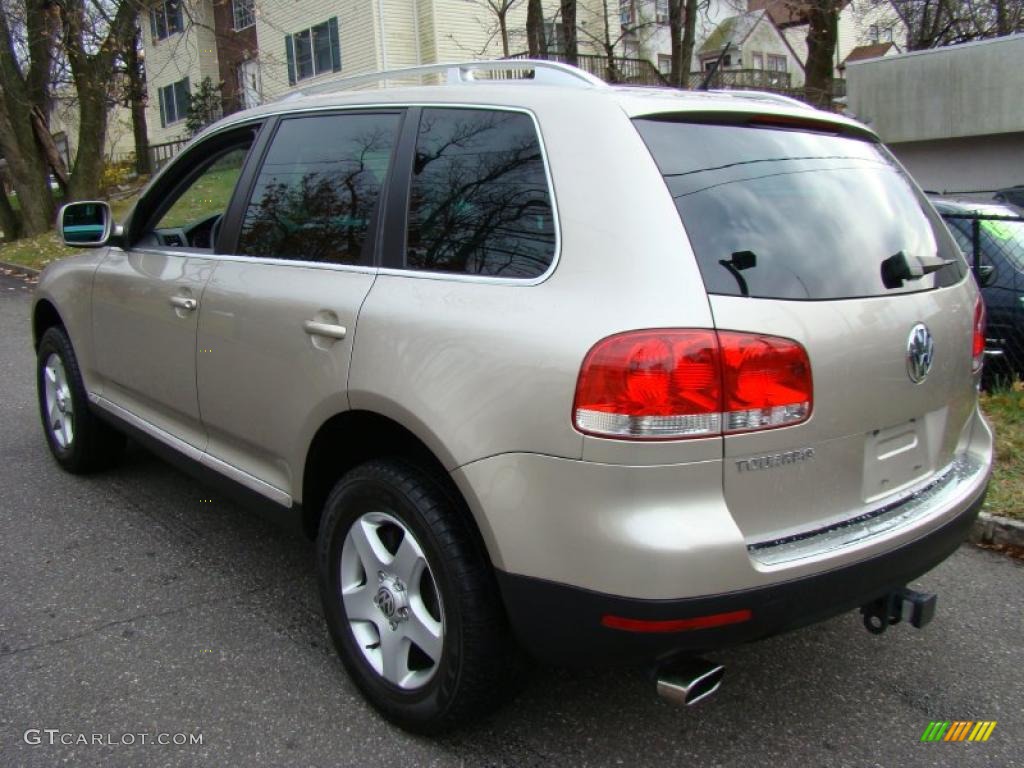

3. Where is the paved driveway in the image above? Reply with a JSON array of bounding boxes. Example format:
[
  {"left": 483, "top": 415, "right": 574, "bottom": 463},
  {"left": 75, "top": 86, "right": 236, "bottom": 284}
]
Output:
[{"left": 1, "top": 270, "right": 1021, "bottom": 767}]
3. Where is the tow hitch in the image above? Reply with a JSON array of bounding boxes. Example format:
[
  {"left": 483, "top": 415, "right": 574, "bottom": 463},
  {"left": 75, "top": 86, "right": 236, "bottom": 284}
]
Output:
[{"left": 860, "top": 586, "right": 937, "bottom": 634}]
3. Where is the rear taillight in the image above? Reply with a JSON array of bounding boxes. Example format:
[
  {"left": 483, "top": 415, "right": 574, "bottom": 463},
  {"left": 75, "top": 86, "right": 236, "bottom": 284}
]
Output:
[
  {"left": 972, "top": 296, "right": 986, "bottom": 373},
  {"left": 573, "top": 329, "right": 812, "bottom": 440}
]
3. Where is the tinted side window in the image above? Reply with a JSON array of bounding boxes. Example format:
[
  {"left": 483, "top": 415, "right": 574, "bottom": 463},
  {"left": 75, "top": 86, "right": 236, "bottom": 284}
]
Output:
[
  {"left": 238, "top": 113, "right": 400, "bottom": 265},
  {"left": 406, "top": 108, "right": 556, "bottom": 278}
]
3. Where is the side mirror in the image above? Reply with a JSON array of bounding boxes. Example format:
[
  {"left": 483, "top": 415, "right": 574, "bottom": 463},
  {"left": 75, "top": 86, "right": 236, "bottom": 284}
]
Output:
[{"left": 58, "top": 201, "right": 117, "bottom": 247}]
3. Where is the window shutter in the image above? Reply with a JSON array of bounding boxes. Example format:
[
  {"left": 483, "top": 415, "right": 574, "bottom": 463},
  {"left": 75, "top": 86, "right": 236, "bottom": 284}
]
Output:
[
  {"left": 149, "top": 9, "right": 158, "bottom": 40},
  {"left": 179, "top": 77, "right": 191, "bottom": 122},
  {"left": 158, "top": 87, "right": 167, "bottom": 127},
  {"left": 329, "top": 17, "right": 341, "bottom": 72},
  {"left": 285, "top": 34, "right": 296, "bottom": 85},
  {"left": 172, "top": 2, "right": 183, "bottom": 34}
]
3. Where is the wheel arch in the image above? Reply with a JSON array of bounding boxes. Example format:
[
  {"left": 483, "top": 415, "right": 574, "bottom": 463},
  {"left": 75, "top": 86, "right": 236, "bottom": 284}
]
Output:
[
  {"left": 33, "top": 298, "right": 66, "bottom": 349},
  {"left": 300, "top": 410, "right": 497, "bottom": 569}
]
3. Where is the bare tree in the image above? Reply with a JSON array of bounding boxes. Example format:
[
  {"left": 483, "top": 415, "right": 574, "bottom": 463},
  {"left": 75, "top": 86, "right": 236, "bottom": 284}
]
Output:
[
  {"left": 0, "top": 0, "right": 62, "bottom": 236},
  {"left": 577, "top": 0, "right": 661, "bottom": 81},
  {"left": 560, "top": 0, "right": 578, "bottom": 63},
  {"left": 527, "top": 0, "right": 547, "bottom": 55},
  {"left": 669, "top": 0, "right": 703, "bottom": 87},
  {"left": 122, "top": 22, "right": 150, "bottom": 175},
  {"left": 803, "top": 0, "right": 843, "bottom": 107},
  {"left": 445, "top": 0, "right": 523, "bottom": 57},
  {"left": 871, "top": 0, "right": 1024, "bottom": 49},
  {"left": 59, "top": 0, "right": 140, "bottom": 200}
]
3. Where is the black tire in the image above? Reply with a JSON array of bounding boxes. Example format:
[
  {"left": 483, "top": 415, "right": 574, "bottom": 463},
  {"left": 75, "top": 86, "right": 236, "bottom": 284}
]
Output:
[
  {"left": 36, "top": 326, "right": 125, "bottom": 473},
  {"left": 317, "top": 459, "right": 521, "bottom": 733}
]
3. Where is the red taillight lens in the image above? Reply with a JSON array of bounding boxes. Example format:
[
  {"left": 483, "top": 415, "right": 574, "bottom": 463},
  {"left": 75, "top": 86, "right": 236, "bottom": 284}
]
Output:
[
  {"left": 972, "top": 296, "right": 986, "bottom": 373},
  {"left": 573, "top": 329, "right": 812, "bottom": 440},
  {"left": 718, "top": 332, "right": 813, "bottom": 434},
  {"left": 573, "top": 330, "right": 722, "bottom": 439}
]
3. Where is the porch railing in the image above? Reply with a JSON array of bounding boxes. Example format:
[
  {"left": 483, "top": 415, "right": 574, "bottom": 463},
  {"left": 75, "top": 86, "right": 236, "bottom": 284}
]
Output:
[{"left": 506, "top": 52, "right": 668, "bottom": 86}]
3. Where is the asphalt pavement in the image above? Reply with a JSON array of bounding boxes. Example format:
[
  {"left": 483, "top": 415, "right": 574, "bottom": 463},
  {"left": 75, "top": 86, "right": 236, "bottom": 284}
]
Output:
[{"left": 1, "top": 269, "right": 1022, "bottom": 767}]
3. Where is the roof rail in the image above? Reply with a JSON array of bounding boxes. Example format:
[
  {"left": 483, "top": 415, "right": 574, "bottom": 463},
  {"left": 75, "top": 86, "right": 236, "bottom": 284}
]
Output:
[
  {"left": 279, "top": 59, "right": 608, "bottom": 101},
  {"left": 712, "top": 89, "right": 815, "bottom": 110}
]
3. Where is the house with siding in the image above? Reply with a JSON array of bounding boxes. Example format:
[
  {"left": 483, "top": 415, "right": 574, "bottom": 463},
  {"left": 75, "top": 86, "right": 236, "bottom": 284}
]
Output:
[
  {"left": 695, "top": 8, "right": 804, "bottom": 86},
  {"left": 143, "top": 0, "right": 221, "bottom": 144},
  {"left": 747, "top": 0, "right": 905, "bottom": 81},
  {"left": 142, "top": 0, "right": 625, "bottom": 144}
]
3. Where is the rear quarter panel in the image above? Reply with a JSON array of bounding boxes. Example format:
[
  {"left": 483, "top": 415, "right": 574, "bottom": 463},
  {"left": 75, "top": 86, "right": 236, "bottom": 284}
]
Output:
[{"left": 348, "top": 92, "right": 718, "bottom": 469}]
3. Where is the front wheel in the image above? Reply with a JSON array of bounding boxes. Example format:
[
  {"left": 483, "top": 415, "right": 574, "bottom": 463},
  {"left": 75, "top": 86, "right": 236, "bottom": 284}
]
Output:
[
  {"left": 36, "top": 326, "right": 125, "bottom": 473},
  {"left": 317, "top": 459, "right": 520, "bottom": 733}
]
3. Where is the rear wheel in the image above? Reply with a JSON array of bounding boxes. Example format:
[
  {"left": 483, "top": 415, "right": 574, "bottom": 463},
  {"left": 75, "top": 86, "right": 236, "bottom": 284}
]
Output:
[
  {"left": 317, "top": 459, "right": 519, "bottom": 733},
  {"left": 36, "top": 326, "right": 125, "bottom": 473}
]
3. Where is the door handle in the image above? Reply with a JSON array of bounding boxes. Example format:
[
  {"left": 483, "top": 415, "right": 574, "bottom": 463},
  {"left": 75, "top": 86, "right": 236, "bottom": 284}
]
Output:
[
  {"left": 170, "top": 296, "right": 197, "bottom": 311},
  {"left": 303, "top": 320, "right": 347, "bottom": 340}
]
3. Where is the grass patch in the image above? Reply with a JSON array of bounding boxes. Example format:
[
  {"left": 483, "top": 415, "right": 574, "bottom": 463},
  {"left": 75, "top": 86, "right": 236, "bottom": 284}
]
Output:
[
  {"left": 981, "top": 383, "right": 1024, "bottom": 520},
  {"left": 157, "top": 164, "right": 240, "bottom": 229},
  {"left": 1, "top": 161, "right": 238, "bottom": 270},
  {"left": 0, "top": 190, "right": 142, "bottom": 271}
]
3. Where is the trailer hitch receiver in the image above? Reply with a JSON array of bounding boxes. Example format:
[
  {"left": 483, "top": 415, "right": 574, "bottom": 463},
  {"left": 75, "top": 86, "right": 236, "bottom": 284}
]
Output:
[{"left": 861, "top": 586, "right": 937, "bottom": 635}]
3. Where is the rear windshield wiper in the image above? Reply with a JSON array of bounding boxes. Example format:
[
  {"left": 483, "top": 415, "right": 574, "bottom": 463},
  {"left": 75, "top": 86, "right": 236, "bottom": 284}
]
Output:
[
  {"left": 718, "top": 250, "right": 757, "bottom": 297},
  {"left": 881, "top": 250, "right": 955, "bottom": 289}
]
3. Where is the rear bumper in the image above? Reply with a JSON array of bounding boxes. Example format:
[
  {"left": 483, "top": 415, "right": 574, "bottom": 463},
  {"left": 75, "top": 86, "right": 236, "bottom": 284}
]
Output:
[{"left": 497, "top": 484, "right": 986, "bottom": 667}]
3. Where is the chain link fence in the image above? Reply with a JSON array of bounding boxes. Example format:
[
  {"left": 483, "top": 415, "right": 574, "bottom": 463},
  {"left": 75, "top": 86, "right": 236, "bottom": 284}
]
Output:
[{"left": 940, "top": 210, "right": 1024, "bottom": 384}]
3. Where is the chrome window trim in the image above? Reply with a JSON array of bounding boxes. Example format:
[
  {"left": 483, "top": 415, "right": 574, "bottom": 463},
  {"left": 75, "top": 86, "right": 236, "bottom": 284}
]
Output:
[
  {"left": 157, "top": 103, "right": 562, "bottom": 286},
  {"left": 123, "top": 245, "right": 381, "bottom": 276}
]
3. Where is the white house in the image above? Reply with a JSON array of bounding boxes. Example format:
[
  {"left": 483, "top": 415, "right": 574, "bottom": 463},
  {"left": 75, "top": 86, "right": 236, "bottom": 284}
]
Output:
[
  {"left": 141, "top": 0, "right": 624, "bottom": 144},
  {"left": 696, "top": 8, "right": 804, "bottom": 85},
  {"left": 748, "top": 0, "right": 905, "bottom": 80}
]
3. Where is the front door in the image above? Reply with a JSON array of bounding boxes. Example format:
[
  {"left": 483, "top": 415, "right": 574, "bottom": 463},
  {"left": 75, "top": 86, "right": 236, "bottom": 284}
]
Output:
[
  {"left": 92, "top": 134, "right": 255, "bottom": 448},
  {"left": 196, "top": 111, "right": 404, "bottom": 500}
]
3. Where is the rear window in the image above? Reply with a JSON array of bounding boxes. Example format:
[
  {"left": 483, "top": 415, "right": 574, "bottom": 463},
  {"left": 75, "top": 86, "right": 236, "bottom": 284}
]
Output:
[{"left": 634, "top": 117, "right": 964, "bottom": 300}]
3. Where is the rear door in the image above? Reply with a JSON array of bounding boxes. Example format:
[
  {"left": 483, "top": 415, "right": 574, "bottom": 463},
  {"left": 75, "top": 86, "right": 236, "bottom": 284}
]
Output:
[
  {"left": 195, "top": 110, "right": 403, "bottom": 501},
  {"left": 635, "top": 116, "right": 977, "bottom": 546}
]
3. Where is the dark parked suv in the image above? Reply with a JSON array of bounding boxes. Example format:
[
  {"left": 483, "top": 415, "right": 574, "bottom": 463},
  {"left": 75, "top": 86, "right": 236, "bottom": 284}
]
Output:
[{"left": 933, "top": 198, "right": 1024, "bottom": 379}]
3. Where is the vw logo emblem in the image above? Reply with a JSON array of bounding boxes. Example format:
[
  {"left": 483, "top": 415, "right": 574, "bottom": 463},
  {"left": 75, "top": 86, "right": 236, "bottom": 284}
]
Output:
[
  {"left": 375, "top": 587, "right": 396, "bottom": 618},
  {"left": 906, "top": 323, "right": 935, "bottom": 384}
]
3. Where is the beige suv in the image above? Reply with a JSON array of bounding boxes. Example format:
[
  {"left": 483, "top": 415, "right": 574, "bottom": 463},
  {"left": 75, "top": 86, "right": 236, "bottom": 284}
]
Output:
[{"left": 34, "top": 61, "right": 992, "bottom": 732}]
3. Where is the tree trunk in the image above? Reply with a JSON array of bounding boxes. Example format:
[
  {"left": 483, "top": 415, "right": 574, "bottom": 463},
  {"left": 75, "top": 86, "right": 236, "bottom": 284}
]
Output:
[
  {"left": 126, "top": 25, "right": 151, "bottom": 175},
  {"left": 560, "top": 0, "right": 578, "bottom": 65},
  {"left": 600, "top": 0, "right": 619, "bottom": 81},
  {"left": 0, "top": 187, "right": 22, "bottom": 242},
  {"left": 995, "top": 0, "right": 1010, "bottom": 35},
  {"left": 67, "top": 78, "right": 110, "bottom": 201},
  {"left": 680, "top": 0, "right": 698, "bottom": 88},
  {"left": 804, "top": 0, "right": 839, "bottom": 108},
  {"left": 527, "top": 0, "right": 547, "bottom": 56},
  {"left": 60, "top": 0, "right": 140, "bottom": 200},
  {"left": 0, "top": 99, "right": 54, "bottom": 237},
  {"left": 498, "top": 10, "right": 510, "bottom": 57},
  {"left": 669, "top": 0, "right": 684, "bottom": 86},
  {"left": 0, "top": 0, "right": 58, "bottom": 237}
]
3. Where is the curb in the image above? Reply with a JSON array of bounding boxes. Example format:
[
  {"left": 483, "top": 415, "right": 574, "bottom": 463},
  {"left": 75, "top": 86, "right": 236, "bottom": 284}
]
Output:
[
  {"left": 970, "top": 511, "right": 1024, "bottom": 549},
  {"left": 0, "top": 260, "right": 41, "bottom": 278}
]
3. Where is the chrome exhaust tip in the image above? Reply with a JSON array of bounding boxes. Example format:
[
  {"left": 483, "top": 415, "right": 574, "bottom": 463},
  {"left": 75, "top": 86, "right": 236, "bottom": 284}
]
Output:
[{"left": 656, "top": 658, "right": 725, "bottom": 706}]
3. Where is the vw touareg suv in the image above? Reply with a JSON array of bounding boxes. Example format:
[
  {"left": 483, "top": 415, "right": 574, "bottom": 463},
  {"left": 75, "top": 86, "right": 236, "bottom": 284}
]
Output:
[{"left": 33, "top": 60, "right": 992, "bottom": 733}]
